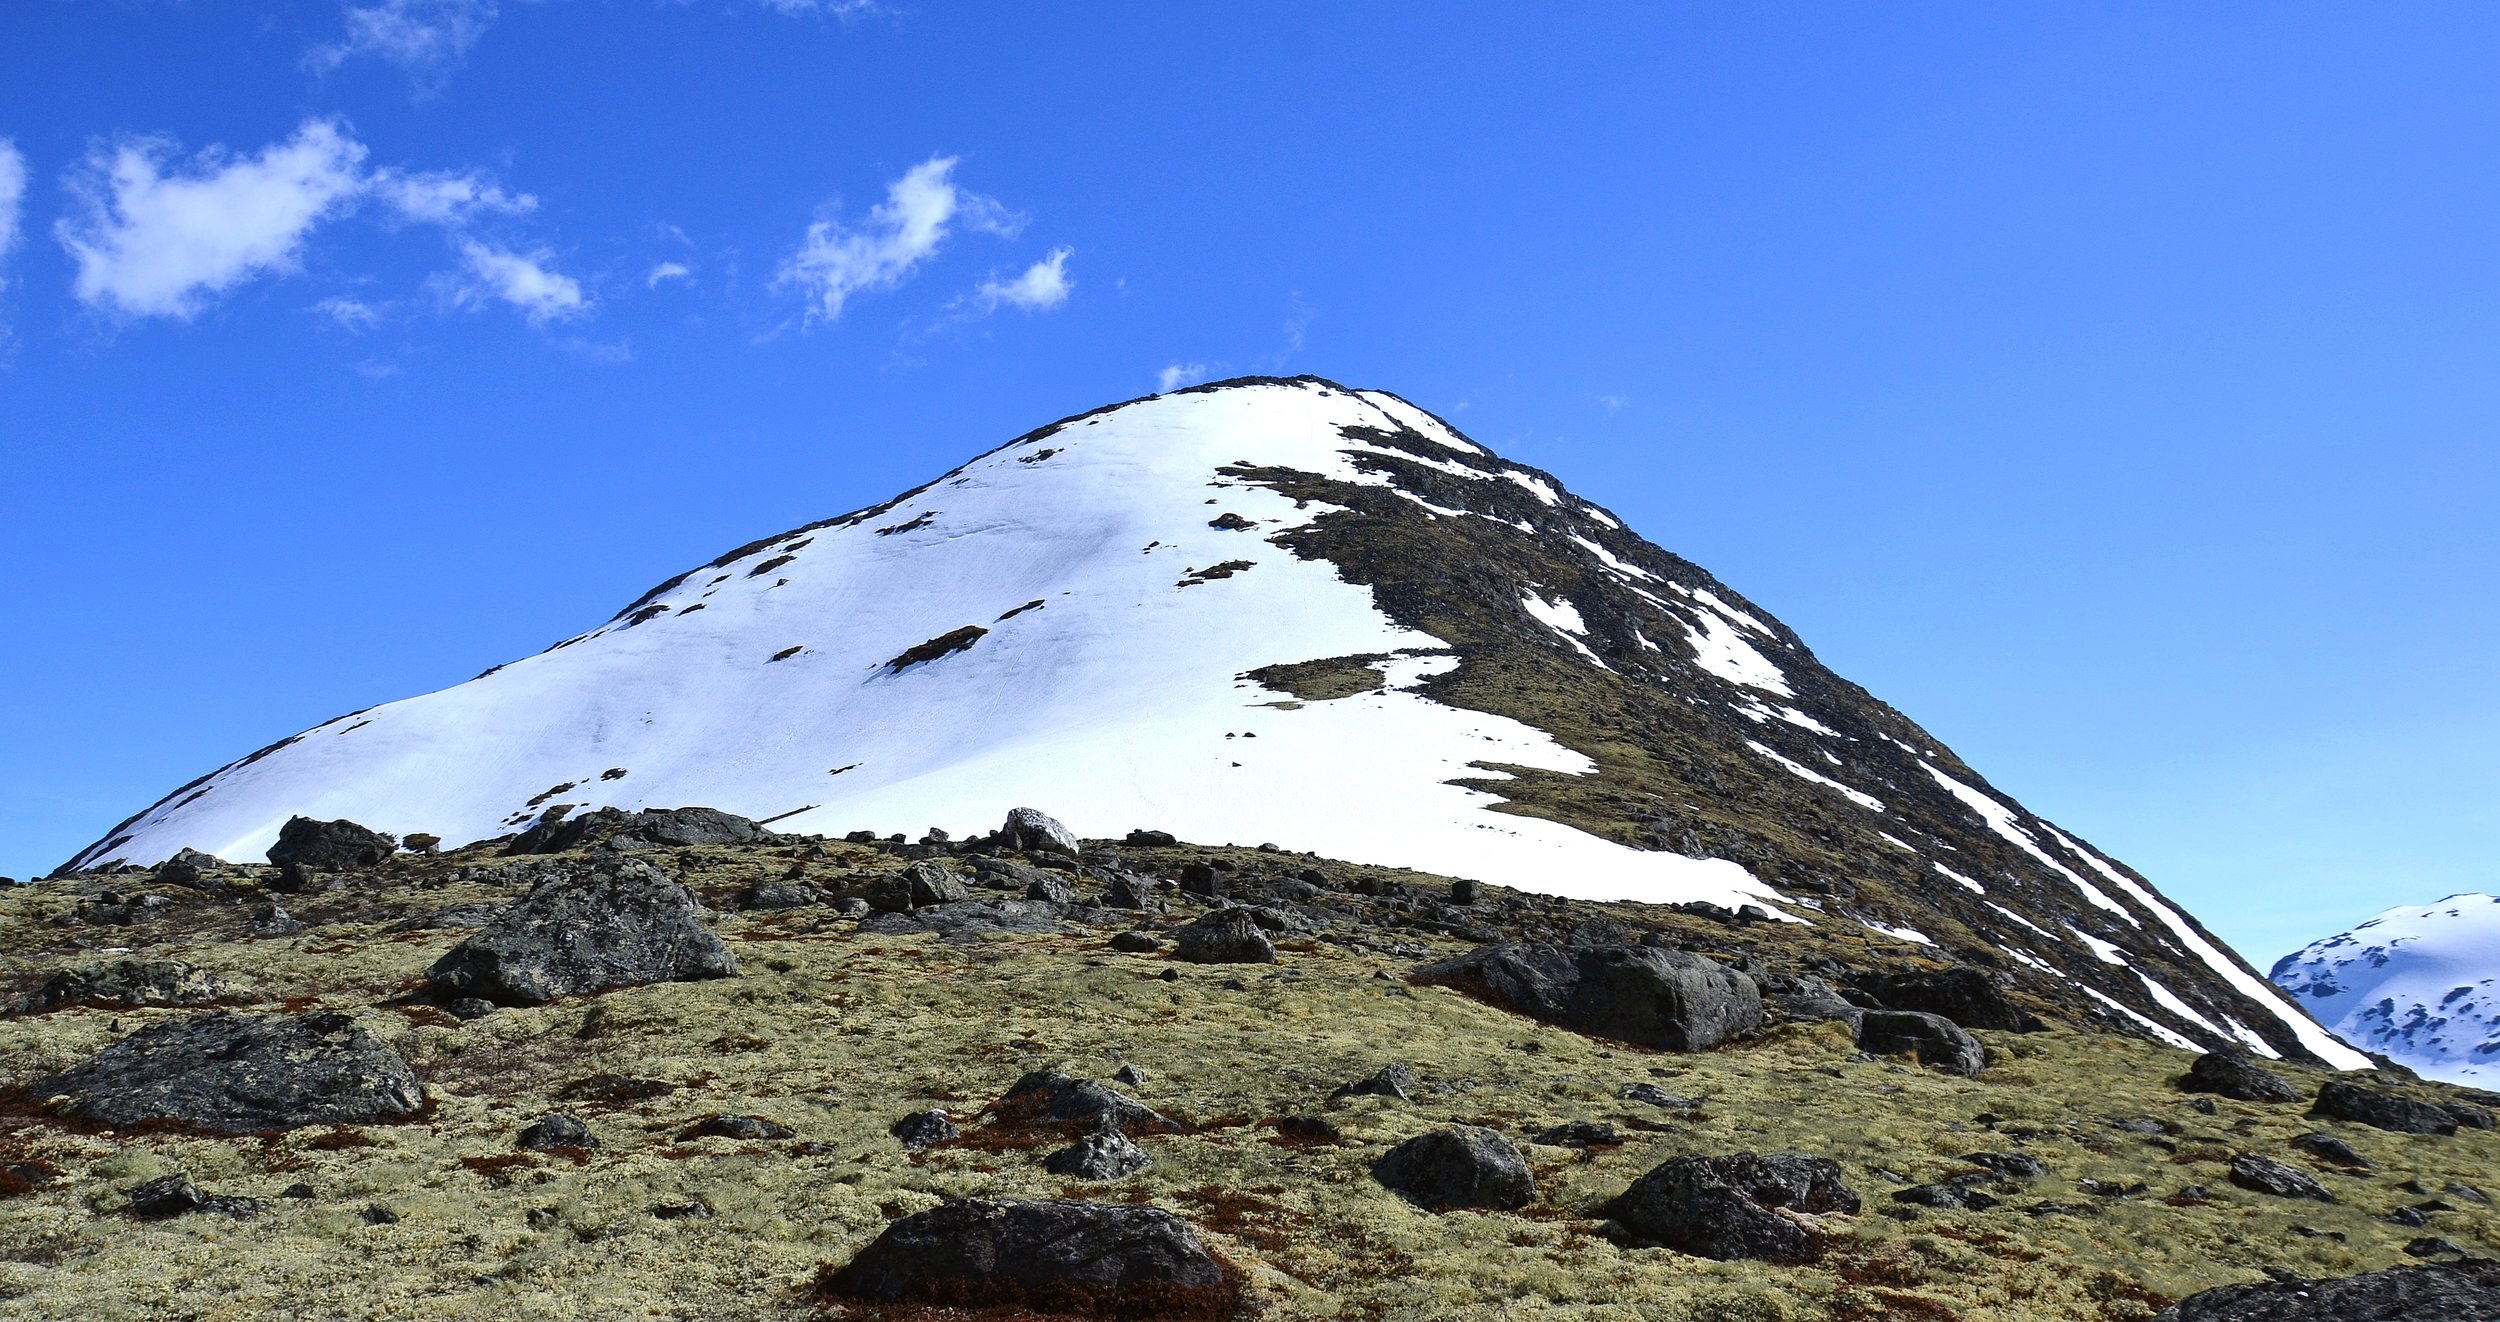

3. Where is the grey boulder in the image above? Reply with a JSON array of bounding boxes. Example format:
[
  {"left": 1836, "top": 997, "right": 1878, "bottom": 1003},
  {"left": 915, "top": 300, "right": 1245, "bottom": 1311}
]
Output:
[
  {"left": 2228, "top": 1153, "right": 2335, "bottom": 1202},
  {"left": 17, "top": 959, "right": 233, "bottom": 1014},
  {"left": 425, "top": 859, "right": 737, "bottom": 1006},
  {"left": 265, "top": 816, "right": 396, "bottom": 871},
  {"left": 33, "top": 1011, "right": 425, "bottom": 1133},
  {"left": 2180, "top": 1050, "right": 2302, "bottom": 1104},
  {"left": 2313, "top": 1081, "right": 2460, "bottom": 1136},
  {"left": 1371, "top": 1125, "right": 1535, "bottom": 1211},
  {"left": 1043, "top": 1126, "right": 1152, "bottom": 1180},
  {"left": 1172, "top": 908, "right": 1277, "bottom": 964},
  {"left": 1413, "top": 941, "right": 1763, "bottom": 1052},
  {"left": 820, "top": 1198, "right": 1235, "bottom": 1316},
  {"left": 1607, "top": 1152, "right": 1860, "bottom": 1262},
  {"left": 507, "top": 806, "right": 768, "bottom": 855},
  {"left": 2153, "top": 1258, "right": 2500, "bottom": 1321},
  {"left": 1002, "top": 807, "right": 1081, "bottom": 857},
  {"left": 1855, "top": 1010, "right": 1986, "bottom": 1076}
]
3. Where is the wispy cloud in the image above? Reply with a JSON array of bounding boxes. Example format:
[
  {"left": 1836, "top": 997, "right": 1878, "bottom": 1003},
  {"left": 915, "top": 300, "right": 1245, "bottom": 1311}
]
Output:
[
  {"left": 55, "top": 118, "right": 576, "bottom": 327},
  {"left": 775, "top": 155, "right": 1016, "bottom": 324},
  {"left": 313, "top": 296, "right": 381, "bottom": 330},
  {"left": 0, "top": 138, "right": 26, "bottom": 303},
  {"left": 753, "top": 0, "right": 883, "bottom": 16},
  {"left": 973, "top": 245, "right": 1072, "bottom": 313},
  {"left": 310, "top": 0, "right": 498, "bottom": 89},
  {"left": 645, "top": 260, "right": 691, "bottom": 288},
  {"left": 57, "top": 120, "right": 371, "bottom": 319},
  {"left": 1157, "top": 362, "right": 1208, "bottom": 392},
  {"left": 449, "top": 238, "right": 586, "bottom": 324}
]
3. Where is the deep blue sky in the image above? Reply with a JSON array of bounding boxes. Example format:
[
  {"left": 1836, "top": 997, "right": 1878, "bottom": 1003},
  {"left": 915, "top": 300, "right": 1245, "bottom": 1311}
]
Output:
[{"left": 1, "top": 2, "right": 2492, "bottom": 963}]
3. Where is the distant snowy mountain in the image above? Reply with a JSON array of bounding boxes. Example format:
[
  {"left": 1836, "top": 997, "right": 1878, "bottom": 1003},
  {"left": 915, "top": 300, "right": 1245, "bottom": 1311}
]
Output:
[
  {"left": 2272, "top": 894, "right": 2500, "bottom": 1084},
  {"left": 66, "top": 375, "right": 2366, "bottom": 1068}
]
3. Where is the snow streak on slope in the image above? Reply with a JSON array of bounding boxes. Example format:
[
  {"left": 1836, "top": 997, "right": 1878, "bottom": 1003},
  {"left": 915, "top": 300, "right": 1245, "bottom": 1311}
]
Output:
[
  {"left": 73, "top": 382, "right": 1778, "bottom": 912},
  {"left": 2273, "top": 894, "right": 2500, "bottom": 1084}
]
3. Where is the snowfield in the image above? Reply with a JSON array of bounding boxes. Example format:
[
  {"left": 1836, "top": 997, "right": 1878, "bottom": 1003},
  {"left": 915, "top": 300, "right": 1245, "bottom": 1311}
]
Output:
[
  {"left": 73, "top": 382, "right": 1781, "bottom": 912},
  {"left": 2273, "top": 893, "right": 2500, "bottom": 1084}
]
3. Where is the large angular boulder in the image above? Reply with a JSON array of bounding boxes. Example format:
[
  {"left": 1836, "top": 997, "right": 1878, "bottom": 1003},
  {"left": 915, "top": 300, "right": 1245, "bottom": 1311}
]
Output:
[
  {"left": 425, "top": 859, "right": 737, "bottom": 1005},
  {"left": 1371, "top": 1126, "right": 1535, "bottom": 1211},
  {"left": 1607, "top": 1152, "right": 1860, "bottom": 1262},
  {"left": 1851, "top": 967, "right": 2044, "bottom": 1032},
  {"left": 507, "top": 806, "right": 767, "bottom": 855},
  {"left": 264, "top": 816, "right": 395, "bottom": 871},
  {"left": 2313, "top": 1080, "right": 2459, "bottom": 1136},
  {"left": 2153, "top": 1258, "right": 2500, "bottom": 1321},
  {"left": 1172, "top": 909, "right": 1277, "bottom": 964},
  {"left": 16, "top": 959, "right": 233, "bottom": 1014},
  {"left": 2228, "top": 1153, "right": 2335, "bottom": 1202},
  {"left": 1855, "top": 1010, "right": 1986, "bottom": 1076},
  {"left": 820, "top": 1198, "right": 1236, "bottom": 1317},
  {"left": 1413, "top": 941, "right": 1762, "bottom": 1051},
  {"left": 2180, "top": 1050, "right": 2302, "bottom": 1103},
  {"left": 1001, "top": 807, "right": 1081, "bottom": 857},
  {"left": 998, "top": 1071, "right": 1176, "bottom": 1134},
  {"left": 31, "top": 1012, "right": 425, "bottom": 1133}
]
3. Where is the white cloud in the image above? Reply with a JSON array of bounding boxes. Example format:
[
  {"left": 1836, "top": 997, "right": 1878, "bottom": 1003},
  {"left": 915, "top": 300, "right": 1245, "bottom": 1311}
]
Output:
[
  {"left": 645, "top": 260, "right": 691, "bottom": 288},
  {"left": 974, "top": 245, "right": 1072, "bottom": 312},
  {"left": 311, "top": 0, "right": 498, "bottom": 84},
  {"left": 451, "top": 238, "right": 585, "bottom": 324},
  {"left": 370, "top": 168, "right": 532, "bottom": 226},
  {"left": 754, "top": 0, "right": 882, "bottom": 15},
  {"left": 57, "top": 120, "right": 371, "bottom": 319},
  {"left": 0, "top": 138, "right": 25, "bottom": 297},
  {"left": 776, "top": 155, "right": 1015, "bottom": 323},
  {"left": 313, "top": 296, "right": 381, "bottom": 330},
  {"left": 1157, "top": 362, "right": 1208, "bottom": 392}
]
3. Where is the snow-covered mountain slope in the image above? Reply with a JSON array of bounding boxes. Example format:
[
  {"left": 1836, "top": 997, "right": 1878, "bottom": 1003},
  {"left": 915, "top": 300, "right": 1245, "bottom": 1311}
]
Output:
[
  {"left": 2272, "top": 894, "right": 2500, "bottom": 1084},
  {"left": 66, "top": 376, "right": 2366, "bottom": 1068}
]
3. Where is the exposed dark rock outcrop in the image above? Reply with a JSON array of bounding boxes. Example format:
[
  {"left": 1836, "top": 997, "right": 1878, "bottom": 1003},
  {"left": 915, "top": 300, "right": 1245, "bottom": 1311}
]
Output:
[
  {"left": 819, "top": 1198, "right": 1236, "bottom": 1317},
  {"left": 2180, "top": 1050, "right": 2303, "bottom": 1104},
  {"left": 1371, "top": 1126, "right": 1535, "bottom": 1211},
  {"left": 1002, "top": 807, "right": 1081, "bottom": 857},
  {"left": 1855, "top": 1010, "right": 1986, "bottom": 1076},
  {"left": 1172, "top": 909, "right": 1277, "bottom": 964},
  {"left": 265, "top": 816, "right": 396, "bottom": 871},
  {"left": 2313, "top": 1081, "right": 2460, "bottom": 1136},
  {"left": 425, "top": 859, "right": 737, "bottom": 1006},
  {"left": 1606, "top": 1152, "right": 1859, "bottom": 1262},
  {"left": 16, "top": 959, "right": 232, "bottom": 1014},
  {"left": 1411, "top": 941, "right": 1762, "bottom": 1051},
  {"left": 1851, "top": 967, "right": 2043, "bottom": 1031},
  {"left": 2152, "top": 1257, "right": 2500, "bottom": 1321},
  {"left": 507, "top": 806, "right": 768, "bottom": 856},
  {"left": 32, "top": 1011, "right": 424, "bottom": 1133}
]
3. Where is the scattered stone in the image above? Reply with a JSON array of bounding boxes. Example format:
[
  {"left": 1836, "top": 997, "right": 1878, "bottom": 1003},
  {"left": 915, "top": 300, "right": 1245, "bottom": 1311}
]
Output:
[
  {"left": 1371, "top": 1126, "right": 1536, "bottom": 1211},
  {"left": 737, "top": 883, "right": 827, "bottom": 911},
  {"left": 16, "top": 959, "right": 231, "bottom": 1013},
  {"left": 2407, "top": 1237, "right": 2470, "bottom": 1259},
  {"left": 683, "top": 1114, "right": 795, "bottom": 1141},
  {"left": 247, "top": 901, "right": 302, "bottom": 937},
  {"left": 652, "top": 1200, "right": 713, "bottom": 1221},
  {"left": 1895, "top": 1183, "right": 1995, "bottom": 1211},
  {"left": 1618, "top": 1083, "right": 1698, "bottom": 1109},
  {"left": 1274, "top": 1115, "right": 1343, "bottom": 1145},
  {"left": 2151, "top": 1259, "right": 2500, "bottom": 1321},
  {"left": 281, "top": 1183, "right": 316, "bottom": 1200},
  {"left": 1851, "top": 967, "right": 2045, "bottom": 1032},
  {"left": 1172, "top": 909, "right": 1276, "bottom": 964},
  {"left": 891, "top": 1110, "right": 960, "bottom": 1150},
  {"left": 124, "top": 1173, "right": 261, "bottom": 1220},
  {"left": 859, "top": 899, "right": 1067, "bottom": 941},
  {"left": 1855, "top": 1010, "right": 1985, "bottom": 1076},
  {"left": 1026, "top": 875, "right": 1077, "bottom": 905},
  {"left": 2386, "top": 1206, "right": 2430, "bottom": 1228},
  {"left": 1411, "top": 941, "right": 1764, "bottom": 1052},
  {"left": 2229, "top": 1153, "right": 2336, "bottom": 1202},
  {"left": 425, "top": 859, "right": 737, "bottom": 1006},
  {"left": 1109, "top": 930, "right": 1162, "bottom": 954},
  {"left": 1449, "top": 878, "right": 1481, "bottom": 906},
  {"left": 507, "top": 806, "right": 767, "bottom": 855},
  {"left": 1962, "top": 1152, "right": 2050, "bottom": 1180},
  {"left": 1606, "top": 1152, "right": 1860, "bottom": 1262},
  {"left": 1043, "top": 1125, "right": 1152, "bottom": 1180},
  {"left": 1123, "top": 830, "right": 1178, "bottom": 848},
  {"left": 2446, "top": 1182, "right": 2489, "bottom": 1203},
  {"left": 265, "top": 816, "right": 396, "bottom": 871},
  {"left": 999, "top": 1072, "right": 1175, "bottom": 1134},
  {"left": 153, "top": 848, "right": 222, "bottom": 887},
  {"left": 1178, "top": 863, "right": 1225, "bottom": 899},
  {"left": 1111, "top": 1065, "right": 1148, "bottom": 1087},
  {"left": 33, "top": 1011, "right": 424, "bottom": 1133},
  {"left": 1534, "top": 1121, "right": 1620, "bottom": 1148},
  {"left": 402, "top": 833, "right": 441, "bottom": 854},
  {"left": 2313, "top": 1081, "right": 2460, "bottom": 1135},
  {"left": 446, "top": 997, "right": 497, "bottom": 1021},
  {"left": 820, "top": 1198, "right": 1236, "bottom": 1317},
  {"left": 2290, "top": 1132, "right": 2375, "bottom": 1170},
  {"left": 2441, "top": 1102, "right": 2497, "bottom": 1131},
  {"left": 2180, "top": 1050, "right": 2302, "bottom": 1104},
  {"left": 1331, "top": 1063, "right": 1417, "bottom": 1103},
  {"left": 518, "top": 1114, "right": 597, "bottom": 1151},
  {"left": 359, "top": 1204, "right": 399, "bottom": 1226},
  {"left": 907, "top": 860, "right": 971, "bottom": 908},
  {"left": 1002, "top": 808, "right": 1081, "bottom": 857}
]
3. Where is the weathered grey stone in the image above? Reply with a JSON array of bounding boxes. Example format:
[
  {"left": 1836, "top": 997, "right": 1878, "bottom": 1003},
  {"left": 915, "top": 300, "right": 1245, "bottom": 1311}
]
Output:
[
  {"left": 822, "top": 1199, "right": 1233, "bottom": 1315},
  {"left": 1371, "top": 1126, "right": 1535, "bottom": 1211},
  {"left": 33, "top": 1011, "right": 424, "bottom": 1134},
  {"left": 1172, "top": 908, "right": 1276, "bottom": 964},
  {"left": 2313, "top": 1081, "right": 2459, "bottom": 1135},
  {"left": 2153, "top": 1258, "right": 2500, "bottom": 1321},
  {"left": 1002, "top": 808, "right": 1081, "bottom": 857},
  {"left": 2181, "top": 1050, "right": 2302, "bottom": 1103},
  {"left": 1855, "top": 1009, "right": 1985, "bottom": 1076},
  {"left": 425, "top": 859, "right": 736, "bottom": 1006},
  {"left": 1607, "top": 1152, "right": 1860, "bottom": 1262},
  {"left": 17, "top": 959, "right": 231, "bottom": 1014},
  {"left": 1412, "top": 941, "right": 1763, "bottom": 1052},
  {"left": 265, "top": 817, "right": 396, "bottom": 871}
]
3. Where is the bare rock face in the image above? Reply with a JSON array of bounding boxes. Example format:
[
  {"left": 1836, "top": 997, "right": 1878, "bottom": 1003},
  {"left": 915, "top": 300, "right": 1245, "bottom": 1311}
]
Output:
[
  {"left": 265, "top": 816, "right": 396, "bottom": 871},
  {"left": 1606, "top": 1152, "right": 1859, "bottom": 1263},
  {"left": 32, "top": 1012, "right": 424, "bottom": 1133},
  {"left": 424, "top": 859, "right": 737, "bottom": 1006},
  {"left": 1850, "top": 967, "right": 2044, "bottom": 1032},
  {"left": 2153, "top": 1258, "right": 2500, "bottom": 1321},
  {"left": 819, "top": 1198, "right": 1235, "bottom": 1317},
  {"left": 1412, "top": 941, "right": 1763, "bottom": 1051}
]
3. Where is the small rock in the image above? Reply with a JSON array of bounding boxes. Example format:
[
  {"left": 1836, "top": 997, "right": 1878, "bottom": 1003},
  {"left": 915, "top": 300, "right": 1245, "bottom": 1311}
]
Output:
[
  {"left": 1962, "top": 1152, "right": 2050, "bottom": 1180},
  {"left": 999, "top": 1071, "right": 1175, "bottom": 1133},
  {"left": 737, "top": 883, "right": 827, "bottom": 911},
  {"left": 1042, "top": 1125, "right": 1152, "bottom": 1180},
  {"left": 820, "top": 1198, "right": 1236, "bottom": 1316},
  {"left": 247, "top": 902, "right": 302, "bottom": 937},
  {"left": 2313, "top": 1080, "right": 2460, "bottom": 1135},
  {"left": 125, "top": 1172, "right": 262, "bottom": 1220},
  {"left": 2441, "top": 1102, "right": 2496, "bottom": 1131},
  {"left": 2179, "top": 1050, "right": 2302, "bottom": 1104},
  {"left": 1851, "top": 967, "right": 2044, "bottom": 1032},
  {"left": 16, "top": 958, "right": 231, "bottom": 1013},
  {"left": 2228, "top": 1153, "right": 2336, "bottom": 1202},
  {"left": 507, "top": 806, "right": 767, "bottom": 855},
  {"left": 2386, "top": 1206, "right": 2430, "bottom": 1227},
  {"left": 890, "top": 1110, "right": 960, "bottom": 1150},
  {"left": 446, "top": 997, "right": 497, "bottom": 1022},
  {"left": 1449, "top": 878, "right": 1481, "bottom": 906},
  {"left": 1855, "top": 1010, "right": 1985, "bottom": 1076},
  {"left": 1331, "top": 1063, "right": 1417, "bottom": 1103},
  {"left": 906, "top": 860, "right": 971, "bottom": 908},
  {"left": 1178, "top": 863, "right": 1225, "bottom": 899},
  {"left": 1895, "top": 1183, "right": 1995, "bottom": 1211},
  {"left": 2145, "top": 1259, "right": 2500, "bottom": 1314},
  {"left": 1371, "top": 1126, "right": 1536, "bottom": 1211},
  {"left": 652, "top": 1200, "right": 713, "bottom": 1220},
  {"left": 1172, "top": 909, "right": 1276, "bottom": 964},
  {"left": 518, "top": 1114, "right": 597, "bottom": 1151},
  {"left": 1274, "top": 1115, "right": 1344, "bottom": 1144},
  {"left": 1026, "top": 875, "right": 1077, "bottom": 904},
  {"left": 1534, "top": 1121, "right": 1620, "bottom": 1148},
  {"left": 1124, "top": 830, "right": 1178, "bottom": 847},
  {"left": 1607, "top": 1152, "right": 1860, "bottom": 1262},
  {"left": 1618, "top": 1083, "right": 1698, "bottom": 1109},
  {"left": 359, "top": 1204, "right": 399, "bottom": 1226},
  {"left": 281, "top": 1182, "right": 316, "bottom": 1200},
  {"left": 1111, "top": 1065, "right": 1148, "bottom": 1086},
  {"left": 684, "top": 1114, "right": 794, "bottom": 1141},
  {"left": 2290, "top": 1131, "right": 2374, "bottom": 1170},
  {"left": 1001, "top": 808, "right": 1081, "bottom": 857},
  {"left": 1109, "top": 930, "right": 1162, "bottom": 954},
  {"left": 2406, "top": 1237, "right": 2469, "bottom": 1259}
]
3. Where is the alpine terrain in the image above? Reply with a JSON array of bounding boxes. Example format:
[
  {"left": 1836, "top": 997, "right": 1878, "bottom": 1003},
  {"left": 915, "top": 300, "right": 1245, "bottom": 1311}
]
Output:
[
  {"left": 62, "top": 376, "right": 2358, "bottom": 1070},
  {"left": 2274, "top": 894, "right": 2500, "bottom": 1086}
]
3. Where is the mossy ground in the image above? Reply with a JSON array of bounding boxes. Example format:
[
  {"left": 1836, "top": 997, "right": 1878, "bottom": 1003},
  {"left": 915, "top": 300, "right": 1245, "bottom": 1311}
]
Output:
[{"left": 1, "top": 840, "right": 2494, "bottom": 1321}]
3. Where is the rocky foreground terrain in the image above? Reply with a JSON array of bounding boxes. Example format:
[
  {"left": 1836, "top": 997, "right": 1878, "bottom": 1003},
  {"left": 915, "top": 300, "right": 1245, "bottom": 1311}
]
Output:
[{"left": 5, "top": 808, "right": 2498, "bottom": 1321}]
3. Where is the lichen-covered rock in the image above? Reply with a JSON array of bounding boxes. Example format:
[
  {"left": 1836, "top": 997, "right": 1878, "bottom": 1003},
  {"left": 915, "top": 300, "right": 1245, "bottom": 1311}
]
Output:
[
  {"left": 1851, "top": 967, "right": 2044, "bottom": 1032},
  {"left": 820, "top": 1198, "right": 1234, "bottom": 1317},
  {"left": 425, "top": 859, "right": 736, "bottom": 1006},
  {"left": 1607, "top": 1152, "right": 1859, "bottom": 1262},
  {"left": 1043, "top": 1125, "right": 1152, "bottom": 1180},
  {"left": 1331, "top": 1062, "right": 1417, "bottom": 1102},
  {"left": 1002, "top": 807, "right": 1081, "bottom": 857},
  {"left": 999, "top": 1071, "right": 1176, "bottom": 1134},
  {"left": 891, "top": 1109, "right": 960, "bottom": 1150},
  {"left": 2153, "top": 1258, "right": 2500, "bottom": 1321},
  {"left": 33, "top": 1012, "right": 424, "bottom": 1133},
  {"left": 265, "top": 816, "right": 396, "bottom": 871},
  {"left": 506, "top": 806, "right": 768, "bottom": 855},
  {"left": 1856, "top": 1009, "right": 1986, "bottom": 1076},
  {"left": 2313, "top": 1080, "right": 2460, "bottom": 1135},
  {"left": 1172, "top": 908, "right": 1276, "bottom": 964},
  {"left": 2180, "top": 1050, "right": 2302, "bottom": 1103},
  {"left": 1413, "top": 941, "right": 1763, "bottom": 1051},
  {"left": 1371, "top": 1125, "right": 1535, "bottom": 1211},
  {"left": 16, "top": 959, "right": 232, "bottom": 1014},
  {"left": 517, "top": 1114, "right": 596, "bottom": 1151}
]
